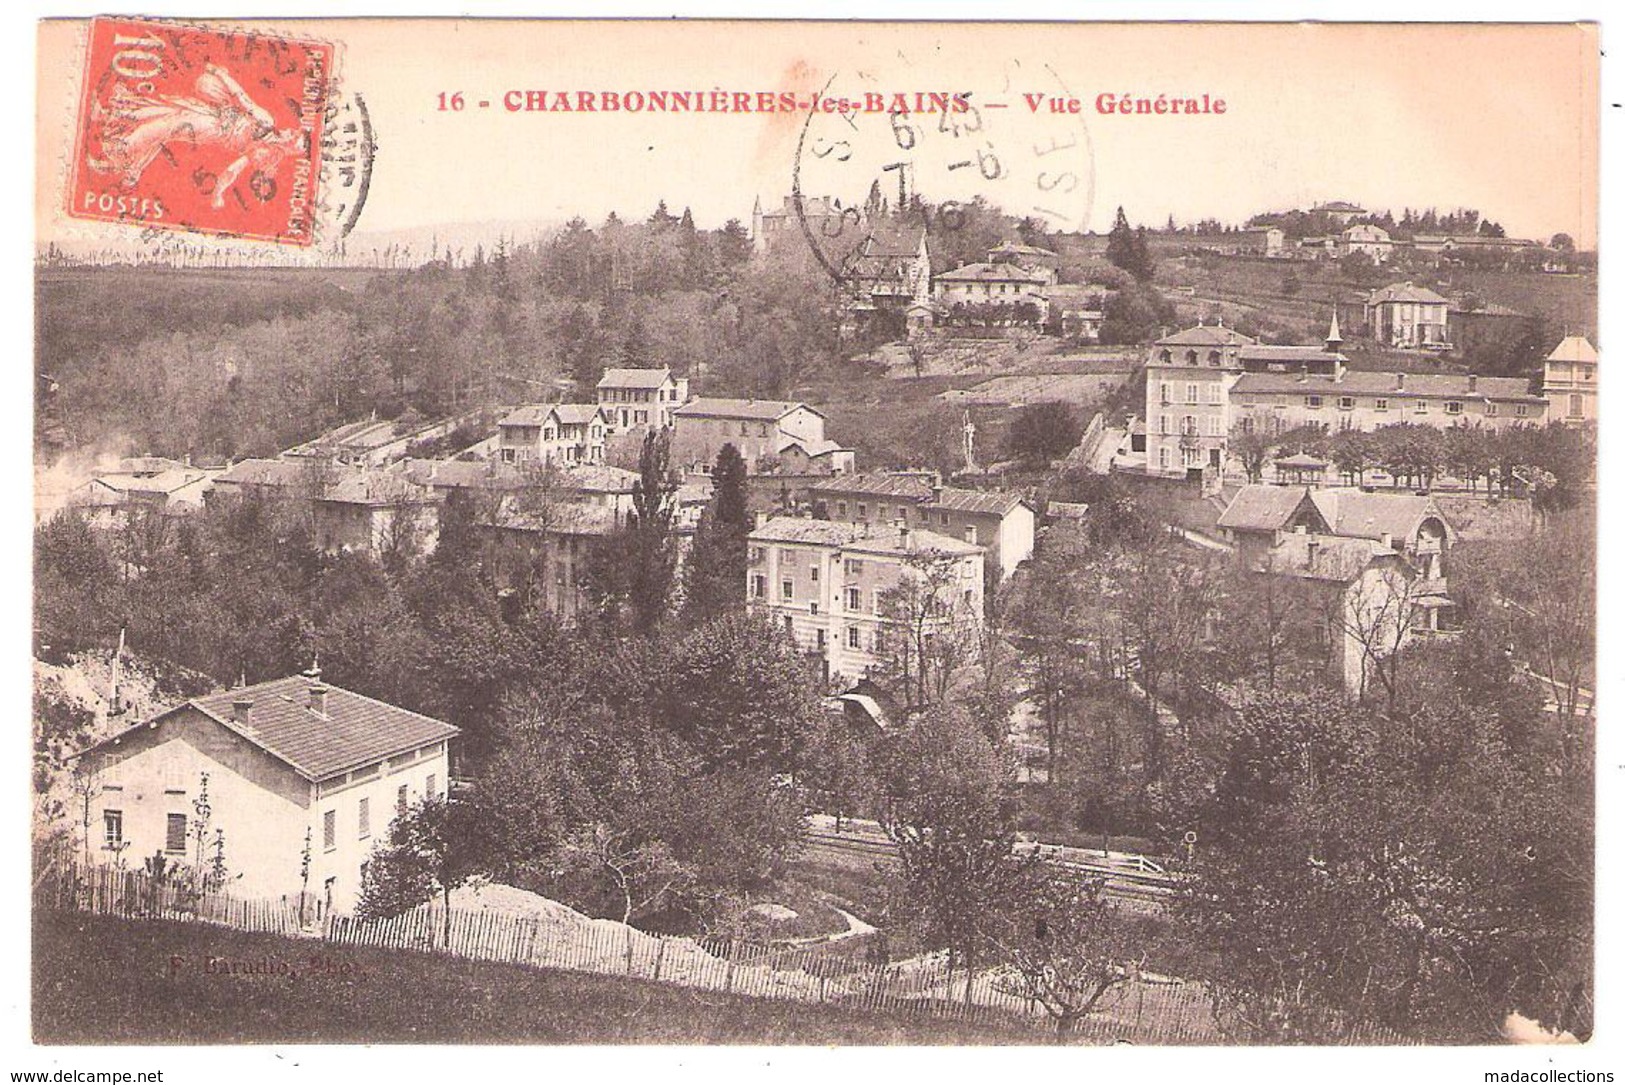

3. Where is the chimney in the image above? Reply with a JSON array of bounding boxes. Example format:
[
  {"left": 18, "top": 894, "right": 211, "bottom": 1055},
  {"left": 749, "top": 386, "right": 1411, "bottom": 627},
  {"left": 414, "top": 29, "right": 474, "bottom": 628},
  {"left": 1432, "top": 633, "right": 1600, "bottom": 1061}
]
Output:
[
  {"left": 1396, "top": 372, "right": 1405, "bottom": 391},
  {"left": 1307, "top": 538, "right": 1320, "bottom": 568},
  {"left": 1380, "top": 531, "right": 1394, "bottom": 549},
  {"left": 309, "top": 683, "right": 329, "bottom": 716},
  {"left": 231, "top": 697, "right": 254, "bottom": 724},
  {"left": 1468, "top": 373, "right": 1478, "bottom": 393},
  {"left": 899, "top": 522, "right": 911, "bottom": 551}
]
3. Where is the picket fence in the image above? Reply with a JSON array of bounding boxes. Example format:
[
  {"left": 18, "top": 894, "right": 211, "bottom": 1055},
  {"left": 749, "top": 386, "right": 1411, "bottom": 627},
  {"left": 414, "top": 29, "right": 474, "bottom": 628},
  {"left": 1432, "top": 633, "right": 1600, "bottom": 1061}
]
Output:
[{"left": 40, "top": 861, "right": 1247, "bottom": 1043}]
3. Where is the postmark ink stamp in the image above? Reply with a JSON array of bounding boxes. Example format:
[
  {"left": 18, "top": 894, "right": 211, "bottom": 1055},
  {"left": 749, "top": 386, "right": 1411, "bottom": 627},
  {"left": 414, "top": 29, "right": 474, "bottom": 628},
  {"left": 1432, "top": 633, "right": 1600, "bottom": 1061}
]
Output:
[{"left": 68, "top": 17, "right": 335, "bottom": 246}]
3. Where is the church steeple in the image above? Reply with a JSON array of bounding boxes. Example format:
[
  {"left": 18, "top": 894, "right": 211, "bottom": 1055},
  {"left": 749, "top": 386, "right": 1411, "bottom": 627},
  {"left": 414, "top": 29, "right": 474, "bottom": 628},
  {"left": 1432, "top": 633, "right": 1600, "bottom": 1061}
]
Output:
[{"left": 1325, "top": 306, "right": 1343, "bottom": 351}]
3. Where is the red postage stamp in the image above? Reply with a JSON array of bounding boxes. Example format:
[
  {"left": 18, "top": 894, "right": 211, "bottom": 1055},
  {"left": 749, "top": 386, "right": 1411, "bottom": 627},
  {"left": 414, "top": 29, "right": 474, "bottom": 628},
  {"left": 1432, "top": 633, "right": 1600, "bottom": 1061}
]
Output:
[{"left": 68, "top": 17, "right": 334, "bottom": 245}]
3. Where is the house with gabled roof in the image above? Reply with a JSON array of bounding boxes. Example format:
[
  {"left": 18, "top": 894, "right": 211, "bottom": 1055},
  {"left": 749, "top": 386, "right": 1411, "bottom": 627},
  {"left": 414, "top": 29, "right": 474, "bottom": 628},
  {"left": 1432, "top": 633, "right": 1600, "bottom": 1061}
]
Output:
[
  {"left": 671, "top": 397, "right": 853, "bottom": 475},
  {"left": 1542, "top": 335, "right": 1598, "bottom": 424},
  {"left": 71, "top": 666, "right": 458, "bottom": 914},
  {"left": 497, "top": 403, "right": 611, "bottom": 466},
  {"left": 1364, "top": 282, "right": 1452, "bottom": 348},
  {"left": 595, "top": 367, "right": 690, "bottom": 431}
]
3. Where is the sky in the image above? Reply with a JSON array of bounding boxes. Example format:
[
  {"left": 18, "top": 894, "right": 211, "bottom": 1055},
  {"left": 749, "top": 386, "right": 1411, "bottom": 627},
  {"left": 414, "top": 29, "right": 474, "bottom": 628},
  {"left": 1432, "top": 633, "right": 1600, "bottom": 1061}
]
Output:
[{"left": 36, "top": 19, "right": 1599, "bottom": 253}]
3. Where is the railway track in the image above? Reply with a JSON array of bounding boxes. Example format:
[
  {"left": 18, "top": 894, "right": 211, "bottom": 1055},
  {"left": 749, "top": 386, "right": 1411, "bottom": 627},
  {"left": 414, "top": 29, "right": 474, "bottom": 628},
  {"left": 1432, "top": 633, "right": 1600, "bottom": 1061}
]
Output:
[{"left": 803, "top": 830, "right": 1180, "bottom": 911}]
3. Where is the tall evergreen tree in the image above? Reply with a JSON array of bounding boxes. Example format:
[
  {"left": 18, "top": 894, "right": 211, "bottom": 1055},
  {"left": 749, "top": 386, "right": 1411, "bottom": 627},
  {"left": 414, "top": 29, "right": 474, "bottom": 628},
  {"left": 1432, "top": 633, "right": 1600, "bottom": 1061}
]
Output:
[{"left": 681, "top": 444, "right": 751, "bottom": 621}]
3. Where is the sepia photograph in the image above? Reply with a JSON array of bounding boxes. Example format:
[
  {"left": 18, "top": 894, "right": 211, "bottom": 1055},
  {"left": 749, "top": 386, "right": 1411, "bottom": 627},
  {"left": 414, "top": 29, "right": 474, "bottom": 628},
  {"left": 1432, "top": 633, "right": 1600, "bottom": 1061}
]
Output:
[{"left": 20, "top": 8, "right": 1610, "bottom": 1073}]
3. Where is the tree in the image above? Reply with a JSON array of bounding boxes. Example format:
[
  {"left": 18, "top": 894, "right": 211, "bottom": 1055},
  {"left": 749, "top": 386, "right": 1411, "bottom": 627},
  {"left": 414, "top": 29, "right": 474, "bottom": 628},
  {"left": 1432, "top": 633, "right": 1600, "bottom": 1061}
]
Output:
[
  {"left": 874, "top": 551, "right": 981, "bottom": 711},
  {"left": 1105, "top": 207, "right": 1154, "bottom": 281},
  {"left": 1097, "top": 281, "right": 1175, "bottom": 346},
  {"left": 878, "top": 705, "right": 1028, "bottom": 993},
  {"left": 1004, "top": 401, "right": 1082, "bottom": 465},
  {"left": 1549, "top": 233, "right": 1575, "bottom": 252},
  {"left": 587, "top": 429, "right": 679, "bottom": 634},
  {"left": 680, "top": 443, "right": 750, "bottom": 621},
  {"left": 989, "top": 871, "right": 1146, "bottom": 1041},
  {"left": 356, "top": 796, "right": 485, "bottom": 948},
  {"left": 1329, "top": 428, "right": 1379, "bottom": 486},
  {"left": 1229, "top": 425, "right": 1271, "bottom": 483}
]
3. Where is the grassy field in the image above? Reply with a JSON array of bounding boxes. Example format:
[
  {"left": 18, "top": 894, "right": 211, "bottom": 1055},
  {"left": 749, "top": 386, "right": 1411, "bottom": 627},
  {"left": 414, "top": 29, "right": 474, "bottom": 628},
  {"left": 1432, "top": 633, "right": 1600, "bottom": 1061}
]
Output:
[{"left": 32, "top": 911, "right": 1032, "bottom": 1045}]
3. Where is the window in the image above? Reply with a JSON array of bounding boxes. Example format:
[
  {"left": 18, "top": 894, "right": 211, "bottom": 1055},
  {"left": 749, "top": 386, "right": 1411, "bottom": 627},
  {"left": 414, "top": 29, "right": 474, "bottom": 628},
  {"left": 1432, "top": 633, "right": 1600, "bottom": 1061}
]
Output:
[
  {"left": 815, "top": 629, "right": 826, "bottom": 649},
  {"left": 1375, "top": 399, "right": 1389, "bottom": 412},
  {"left": 810, "top": 601, "right": 819, "bottom": 615},
  {"left": 1570, "top": 394, "right": 1584, "bottom": 418},
  {"left": 965, "top": 525, "right": 978, "bottom": 545},
  {"left": 635, "top": 411, "right": 648, "bottom": 424},
  {"left": 1206, "top": 383, "right": 1221, "bottom": 405},
  {"left": 1515, "top": 404, "right": 1529, "bottom": 417},
  {"left": 1306, "top": 395, "right": 1323, "bottom": 409},
  {"left": 836, "top": 501, "right": 848, "bottom": 517},
  {"left": 1241, "top": 416, "right": 1255, "bottom": 434},
  {"left": 1159, "top": 414, "right": 1170, "bottom": 435},
  {"left": 847, "top": 626, "right": 862, "bottom": 649},
  {"left": 1159, "top": 447, "right": 1170, "bottom": 469},
  {"left": 857, "top": 503, "right": 868, "bottom": 520},
  {"left": 103, "top": 810, "right": 123, "bottom": 850},
  {"left": 749, "top": 546, "right": 763, "bottom": 563},
  {"left": 1185, "top": 383, "right": 1198, "bottom": 405},
  {"left": 751, "top": 574, "right": 766, "bottom": 599},
  {"left": 1486, "top": 402, "right": 1499, "bottom": 417},
  {"left": 426, "top": 775, "right": 438, "bottom": 801},
  {"left": 1159, "top": 349, "right": 1172, "bottom": 363},
  {"left": 846, "top": 587, "right": 861, "bottom": 610},
  {"left": 940, "top": 512, "right": 950, "bottom": 527},
  {"left": 1206, "top": 415, "right": 1221, "bottom": 436},
  {"left": 1338, "top": 397, "right": 1354, "bottom": 411},
  {"left": 781, "top": 579, "right": 794, "bottom": 601},
  {"left": 397, "top": 784, "right": 409, "bottom": 815},
  {"left": 358, "top": 797, "right": 371, "bottom": 839},
  {"left": 759, "top": 423, "right": 769, "bottom": 436},
  {"left": 1182, "top": 415, "right": 1197, "bottom": 435},
  {"left": 1185, "top": 350, "right": 1198, "bottom": 366},
  {"left": 1415, "top": 400, "right": 1428, "bottom": 413},
  {"left": 740, "top": 422, "right": 749, "bottom": 436},
  {"left": 323, "top": 810, "right": 337, "bottom": 851},
  {"left": 781, "top": 550, "right": 796, "bottom": 566},
  {"left": 1445, "top": 401, "right": 1462, "bottom": 415},
  {"left": 783, "top": 615, "right": 794, "bottom": 636},
  {"left": 165, "top": 813, "right": 187, "bottom": 854},
  {"left": 845, "top": 558, "right": 864, "bottom": 574},
  {"left": 1159, "top": 382, "right": 1171, "bottom": 405},
  {"left": 810, "top": 566, "right": 819, "bottom": 583},
  {"left": 1207, "top": 350, "right": 1221, "bottom": 367}
]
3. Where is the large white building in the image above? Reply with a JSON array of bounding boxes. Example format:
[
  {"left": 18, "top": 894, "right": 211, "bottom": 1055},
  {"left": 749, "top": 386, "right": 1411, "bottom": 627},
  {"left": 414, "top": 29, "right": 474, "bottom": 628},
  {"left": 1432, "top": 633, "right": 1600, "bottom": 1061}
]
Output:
[
  {"left": 72, "top": 668, "right": 458, "bottom": 916},
  {"left": 1144, "top": 317, "right": 1546, "bottom": 480},
  {"left": 595, "top": 367, "right": 690, "bottom": 432},
  {"left": 746, "top": 517, "right": 983, "bottom": 684},
  {"left": 1542, "top": 335, "right": 1599, "bottom": 424}
]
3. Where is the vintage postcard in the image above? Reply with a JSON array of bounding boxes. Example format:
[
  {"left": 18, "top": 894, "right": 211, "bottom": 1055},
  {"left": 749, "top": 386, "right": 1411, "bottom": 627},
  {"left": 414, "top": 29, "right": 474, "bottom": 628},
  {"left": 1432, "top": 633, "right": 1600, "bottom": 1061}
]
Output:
[{"left": 27, "top": 13, "right": 1604, "bottom": 1069}]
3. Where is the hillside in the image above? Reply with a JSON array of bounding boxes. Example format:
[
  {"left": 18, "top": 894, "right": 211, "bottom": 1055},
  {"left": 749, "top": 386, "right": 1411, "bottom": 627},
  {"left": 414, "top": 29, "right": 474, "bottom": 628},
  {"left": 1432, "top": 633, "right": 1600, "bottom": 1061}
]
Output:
[{"left": 33, "top": 911, "right": 1031, "bottom": 1045}]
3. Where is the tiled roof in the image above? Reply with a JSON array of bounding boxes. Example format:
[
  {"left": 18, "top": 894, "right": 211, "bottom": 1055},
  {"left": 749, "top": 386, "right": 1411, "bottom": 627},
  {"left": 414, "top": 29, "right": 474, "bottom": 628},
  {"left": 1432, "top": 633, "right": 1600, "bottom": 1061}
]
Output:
[
  {"left": 935, "top": 261, "right": 1050, "bottom": 284},
  {"left": 1366, "top": 282, "right": 1449, "bottom": 306},
  {"left": 597, "top": 367, "right": 673, "bottom": 389},
  {"left": 1156, "top": 325, "right": 1256, "bottom": 347},
  {"left": 1231, "top": 370, "right": 1540, "bottom": 401},
  {"left": 91, "top": 673, "right": 460, "bottom": 783},
  {"left": 750, "top": 516, "right": 981, "bottom": 557},
  {"left": 320, "top": 473, "right": 434, "bottom": 507},
  {"left": 1216, "top": 485, "right": 1314, "bottom": 532},
  {"left": 860, "top": 226, "right": 927, "bottom": 259},
  {"left": 398, "top": 458, "right": 524, "bottom": 490},
  {"left": 499, "top": 405, "right": 552, "bottom": 427},
  {"left": 674, "top": 397, "right": 812, "bottom": 422},
  {"left": 1238, "top": 345, "right": 1345, "bottom": 365},
  {"left": 1451, "top": 302, "right": 1528, "bottom": 318},
  {"left": 1546, "top": 336, "right": 1598, "bottom": 364},
  {"left": 920, "top": 487, "right": 1027, "bottom": 517},
  {"left": 807, "top": 473, "right": 936, "bottom": 501},
  {"left": 1275, "top": 453, "right": 1328, "bottom": 468},
  {"left": 492, "top": 496, "right": 620, "bottom": 537},
  {"left": 1309, "top": 490, "right": 1446, "bottom": 546},
  {"left": 216, "top": 458, "right": 311, "bottom": 488},
  {"left": 989, "top": 242, "right": 1057, "bottom": 257},
  {"left": 559, "top": 464, "right": 638, "bottom": 493},
  {"left": 777, "top": 435, "right": 850, "bottom": 459},
  {"left": 551, "top": 404, "right": 604, "bottom": 426}
]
